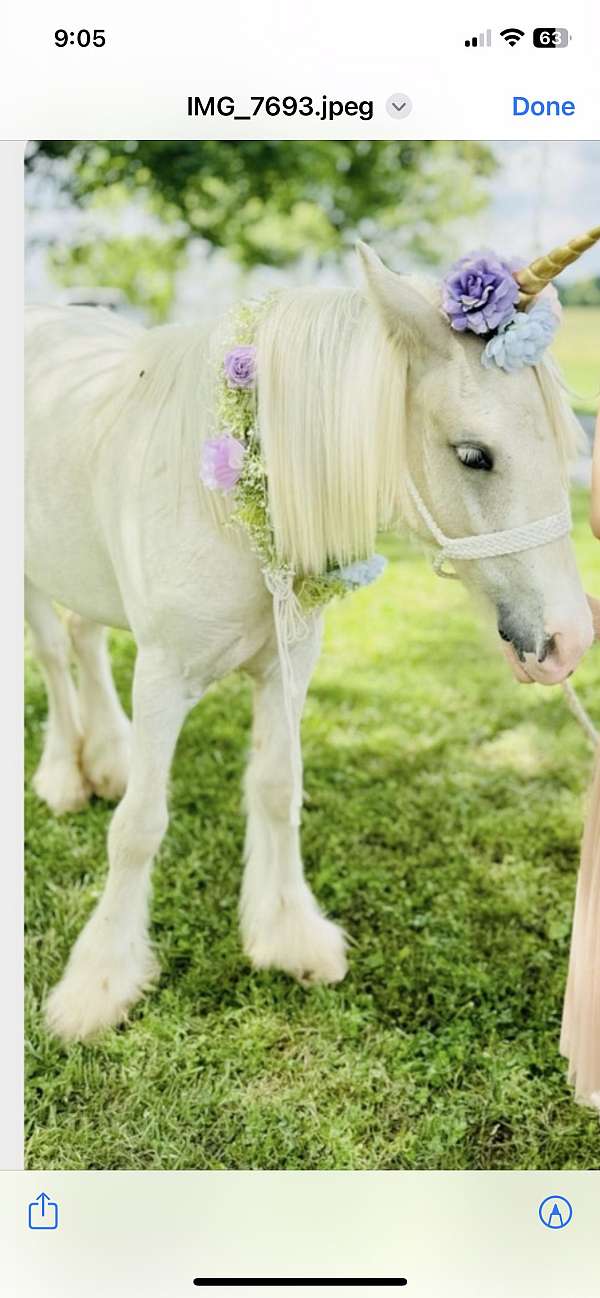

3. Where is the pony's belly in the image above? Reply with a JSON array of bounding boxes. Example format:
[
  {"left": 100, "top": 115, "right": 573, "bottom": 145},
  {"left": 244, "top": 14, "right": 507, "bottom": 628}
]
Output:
[
  {"left": 25, "top": 493, "right": 130, "bottom": 630},
  {"left": 25, "top": 545, "right": 130, "bottom": 629}
]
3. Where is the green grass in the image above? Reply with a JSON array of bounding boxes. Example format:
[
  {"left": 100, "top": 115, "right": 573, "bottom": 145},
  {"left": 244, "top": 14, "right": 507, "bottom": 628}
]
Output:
[
  {"left": 25, "top": 491, "right": 600, "bottom": 1170},
  {"left": 553, "top": 307, "right": 600, "bottom": 414}
]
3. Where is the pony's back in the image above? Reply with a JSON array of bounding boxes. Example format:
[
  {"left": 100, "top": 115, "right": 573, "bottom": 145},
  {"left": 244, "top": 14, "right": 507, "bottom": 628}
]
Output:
[{"left": 26, "top": 305, "right": 143, "bottom": 429}]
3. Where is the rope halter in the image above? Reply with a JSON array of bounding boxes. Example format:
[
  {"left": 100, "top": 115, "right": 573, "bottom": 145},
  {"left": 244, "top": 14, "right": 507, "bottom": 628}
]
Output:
[{"left": 406, "top": 476, "right": 572, "bottom": 579}]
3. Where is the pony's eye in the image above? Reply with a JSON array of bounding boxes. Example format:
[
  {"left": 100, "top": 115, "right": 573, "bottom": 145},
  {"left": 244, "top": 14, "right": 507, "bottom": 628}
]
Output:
[{"left": 455, "top": 444, "right": 493, "bottom": 471}]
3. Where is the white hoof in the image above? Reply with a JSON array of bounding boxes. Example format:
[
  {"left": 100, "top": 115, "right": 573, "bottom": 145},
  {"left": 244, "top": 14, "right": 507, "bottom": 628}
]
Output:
[
  {"left": 45, "top": 923, "right": 159, "bottom": 1042},
  {"left": 242, "top": 891, "right": 348, "bottom": 985},
  {"left": 33, "top": 757, "right": 91, "bottom": 815},
  {"left": 81, "top": 726, "right": 131, "bottom": 802}
]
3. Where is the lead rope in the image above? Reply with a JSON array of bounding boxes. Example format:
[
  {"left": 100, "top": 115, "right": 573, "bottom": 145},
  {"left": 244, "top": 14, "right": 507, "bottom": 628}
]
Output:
[
  {"left": 406, "top": 475, "right": 598, "bottom": 749},
  {"left": 561, "top": 679, "right": 599, "bottom": 749}
]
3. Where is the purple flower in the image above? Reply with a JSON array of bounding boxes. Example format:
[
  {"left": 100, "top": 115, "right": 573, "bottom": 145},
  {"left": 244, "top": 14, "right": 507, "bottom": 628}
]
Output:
[
  {"left": 224, "top": 345, "right": 256, "bottom": 389},
  {"left": 442, "top": 252, "right": 519, "bottom": 337},
  {"left": 199, "top": 434, "right": 246, "bottom": 492}
]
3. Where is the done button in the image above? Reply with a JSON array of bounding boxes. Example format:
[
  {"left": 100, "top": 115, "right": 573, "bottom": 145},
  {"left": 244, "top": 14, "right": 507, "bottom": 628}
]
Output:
[{"left": 513, "top": 96, "right": 575, "bottom": 116}]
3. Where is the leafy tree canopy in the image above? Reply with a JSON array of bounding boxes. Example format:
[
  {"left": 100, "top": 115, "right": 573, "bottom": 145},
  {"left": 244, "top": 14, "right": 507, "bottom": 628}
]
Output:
[{"left": 28, "top": 140, "right": 497, "bottom": 318}]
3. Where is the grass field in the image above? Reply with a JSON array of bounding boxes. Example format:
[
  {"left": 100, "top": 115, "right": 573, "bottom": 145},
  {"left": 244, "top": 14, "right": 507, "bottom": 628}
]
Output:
[
  {"left": 553, "top": 306, "right": 600, "bottom": 415},
  {"left": 25, "top": 490, "right": 600, "bottom": 1171}
]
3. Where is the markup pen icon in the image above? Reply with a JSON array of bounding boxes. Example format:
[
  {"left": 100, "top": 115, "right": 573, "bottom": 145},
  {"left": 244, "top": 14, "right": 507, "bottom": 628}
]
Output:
[
  {"left": 538, "top": 1195, "right": 573, "bottom": 1230},
  {"left": 28, "top": 1192, "right": 59, "bottom": 1230}
]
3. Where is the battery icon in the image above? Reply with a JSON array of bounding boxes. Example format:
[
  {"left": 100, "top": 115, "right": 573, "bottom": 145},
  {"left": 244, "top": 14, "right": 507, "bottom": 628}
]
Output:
[{"left": 533, "top": 27, "right": 571, "bottom": 47}]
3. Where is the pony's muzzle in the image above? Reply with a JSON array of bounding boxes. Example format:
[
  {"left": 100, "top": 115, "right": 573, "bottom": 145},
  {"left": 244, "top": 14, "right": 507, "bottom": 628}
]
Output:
[{"left": 498, "top": 606, "right": 593, "bottom": 686}]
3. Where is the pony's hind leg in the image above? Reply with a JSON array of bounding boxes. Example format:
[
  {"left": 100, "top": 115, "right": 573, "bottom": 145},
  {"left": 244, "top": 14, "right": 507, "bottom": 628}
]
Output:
[
  {"left": 67, "top": 613, "right": 131, "bottom": 802},
  {"left": 25, "top": 579, "right": 90, "bottom": 814},
  {"left": 45, "top": 646, "right": 195, "bottom": 1041},
  {"left": 241, "top": 634, "right": 347, "bottom": 985}
]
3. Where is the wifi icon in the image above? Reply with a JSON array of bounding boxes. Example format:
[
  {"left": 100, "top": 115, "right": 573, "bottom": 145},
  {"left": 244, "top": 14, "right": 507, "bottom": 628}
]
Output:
[{"left": 500, "top": 27, "right": 525, "bottom": 45}]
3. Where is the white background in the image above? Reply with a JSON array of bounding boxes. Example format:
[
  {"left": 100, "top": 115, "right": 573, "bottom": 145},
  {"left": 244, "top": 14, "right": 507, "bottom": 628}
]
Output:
[
  {"left": 4, "top": 1171, "right": 600, "bottom": 1297},
  {"left": 0, "top": 0, "right": 598, "bottom": 138}
]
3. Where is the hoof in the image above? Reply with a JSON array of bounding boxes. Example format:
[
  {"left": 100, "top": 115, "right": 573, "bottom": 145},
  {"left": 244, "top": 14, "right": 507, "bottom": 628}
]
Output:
[
  {"left": 45, "top": 932, "right": 159, "bottom": 1042},
  {"left": 81, "top": 729, "right": 131, "bottom": 802},
  {"left": 33, "top": 758, "right": 91, "bottom": 815},
  {"left": 243, "top": 893, "right": 348, "bottom": 985}
]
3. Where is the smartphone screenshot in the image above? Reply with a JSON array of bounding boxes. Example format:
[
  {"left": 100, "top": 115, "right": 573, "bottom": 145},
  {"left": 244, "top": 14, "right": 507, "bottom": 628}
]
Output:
[{"left": 1, "top": 1, "right": 599, "bottom": 1293}]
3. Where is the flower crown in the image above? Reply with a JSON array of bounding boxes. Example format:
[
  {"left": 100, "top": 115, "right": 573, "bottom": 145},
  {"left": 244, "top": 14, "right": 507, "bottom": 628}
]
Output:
[
  {"left": 440, "top": 226, "right": 600, "bottom": 370},
  {"left": 441, "top": 251, "right": 561, "bottom": 372}
]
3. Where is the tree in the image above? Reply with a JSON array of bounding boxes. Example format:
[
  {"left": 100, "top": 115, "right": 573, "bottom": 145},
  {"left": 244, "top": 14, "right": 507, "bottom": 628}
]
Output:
[
  {"left": 27, "top": 140, "right": 496, "bottom": 318},
  {"left": 559, "top": 276, "right": 600, "bottom": 306}
]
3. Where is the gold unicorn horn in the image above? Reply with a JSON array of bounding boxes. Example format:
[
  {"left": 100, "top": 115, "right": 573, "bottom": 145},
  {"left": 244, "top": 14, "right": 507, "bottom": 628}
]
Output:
[{"left": 515, "top": 225, "right": 600, "bottom": 304}]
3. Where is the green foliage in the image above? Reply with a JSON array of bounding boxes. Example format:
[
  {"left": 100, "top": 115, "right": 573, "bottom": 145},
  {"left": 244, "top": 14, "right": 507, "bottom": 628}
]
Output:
[
  {"left": 25, "top": 490, "right": 600, "bottom": 1170},
  {"left": 28, "top": 141, "right": 496, "bottom": 318},
  {"left": 48, "top": 234, "right": 186, "bottom": 322},
  {"left": 560, "top": 277, "right": 600, "bottom": 307},
  {"left": 295, "top": 573, "right": 348, "bottom": 610}
]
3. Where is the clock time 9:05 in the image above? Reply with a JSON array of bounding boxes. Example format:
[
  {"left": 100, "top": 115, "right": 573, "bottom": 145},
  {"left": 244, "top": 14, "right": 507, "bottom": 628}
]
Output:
[{"left": 55, "top": 29, "right": 106, "bottom": 46}]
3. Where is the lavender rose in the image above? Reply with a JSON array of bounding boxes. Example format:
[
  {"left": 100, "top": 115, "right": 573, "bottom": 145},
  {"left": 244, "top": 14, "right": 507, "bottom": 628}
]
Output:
[
  {"left": 199, "top": 434, "right": 246, "bottom": 492},
  {"left": 224, "top": 344, "right": 256, "bottom": 389},
  {"left": 442, "top": 252, "right": 519, "bottom": 336}
]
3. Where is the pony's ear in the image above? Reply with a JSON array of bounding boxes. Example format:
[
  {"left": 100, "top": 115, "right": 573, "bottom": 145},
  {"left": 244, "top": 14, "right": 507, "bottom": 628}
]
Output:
[{"left": 356, "top": 241, "right": 452, "bottom": 358}]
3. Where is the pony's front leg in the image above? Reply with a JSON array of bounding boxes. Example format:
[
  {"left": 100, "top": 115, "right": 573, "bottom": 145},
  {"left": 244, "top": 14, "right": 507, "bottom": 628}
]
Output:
[
  {"left": 241, "top": 637, "right": 347, "bottom": 985},
  {"left": 46, "top": 648, "right": 195, "bottom": 1042},
  {"left": 67, "top": 612, "right": 132, "bottom": 802}
]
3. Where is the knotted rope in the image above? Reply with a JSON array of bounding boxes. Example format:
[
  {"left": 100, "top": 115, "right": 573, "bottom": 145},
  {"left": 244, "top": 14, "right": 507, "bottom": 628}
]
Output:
[
  {"left": 263, "top": 569, "right": 310, "bottom": 827},
  {"left": 406, "top": 476, "right": 572, "bottom": 576}
]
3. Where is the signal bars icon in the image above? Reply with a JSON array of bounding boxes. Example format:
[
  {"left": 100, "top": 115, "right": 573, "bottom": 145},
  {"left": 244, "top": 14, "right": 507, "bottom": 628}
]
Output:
[
  {"left": 465, "top": 27, "right": 527, "bottom": 48},
  {"left": 465, "top": 29, "right": 491, "bottom": 47}
]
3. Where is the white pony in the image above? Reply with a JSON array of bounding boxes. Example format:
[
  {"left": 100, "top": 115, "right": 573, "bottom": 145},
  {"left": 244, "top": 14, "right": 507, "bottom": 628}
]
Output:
[{"left": 25, "top": 239, "right": 595, "bottom": 1042}]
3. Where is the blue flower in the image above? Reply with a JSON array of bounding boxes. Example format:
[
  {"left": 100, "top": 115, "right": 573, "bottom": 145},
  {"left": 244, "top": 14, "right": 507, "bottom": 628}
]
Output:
[
  {"left": 481, "top": 299, "right": 559, "bottom": 372},
  {"left": 328, "top": 554, "right": 388, "bottom": 590}
]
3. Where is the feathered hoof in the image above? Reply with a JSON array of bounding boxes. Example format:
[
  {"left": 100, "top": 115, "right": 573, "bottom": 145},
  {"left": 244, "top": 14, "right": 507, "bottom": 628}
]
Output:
[
  {"left": 45, "top": 940, "right": 159, "bottom": 1043},
  {"left": 243, "top": 898, "right": 348, "bottom": 985},
  {"left": 81, "top": 727, "right": 131, "bottom": 802},
  {"left": 33, "top": 758, "right": 91, "bottom": 815}
]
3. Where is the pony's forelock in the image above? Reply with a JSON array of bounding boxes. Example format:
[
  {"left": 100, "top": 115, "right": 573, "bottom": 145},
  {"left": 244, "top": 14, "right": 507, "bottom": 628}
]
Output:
[{"left": 256, "top": 288, "right": 408, "bottom": 574}]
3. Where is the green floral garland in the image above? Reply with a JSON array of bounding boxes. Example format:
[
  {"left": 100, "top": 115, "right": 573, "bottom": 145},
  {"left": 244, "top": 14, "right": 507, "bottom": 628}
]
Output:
[{"left": 200, "top": 299, "right": 385, "bottom": 614}]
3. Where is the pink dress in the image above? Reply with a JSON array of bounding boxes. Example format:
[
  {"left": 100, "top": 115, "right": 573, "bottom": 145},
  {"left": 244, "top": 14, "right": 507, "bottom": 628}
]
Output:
[{"left": 561, "top": 711, "right": 600, "bottom": 1107}]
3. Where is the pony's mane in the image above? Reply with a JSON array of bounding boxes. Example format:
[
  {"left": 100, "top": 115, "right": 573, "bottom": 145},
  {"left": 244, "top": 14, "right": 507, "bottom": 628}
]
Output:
[
  {"left": 256, "top": 287, "right": 408, "bottom": 573},
  {"left": 78, "top": 311, "right": 226, "bottom": 522},
  {"left": 535, "top": 353, "right": 585, "bottom": 480}
]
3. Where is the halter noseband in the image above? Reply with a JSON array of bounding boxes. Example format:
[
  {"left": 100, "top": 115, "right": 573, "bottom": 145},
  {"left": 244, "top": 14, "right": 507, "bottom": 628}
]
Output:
[{"left": 406, "top": 477, "right": 572, "bottom": 579}]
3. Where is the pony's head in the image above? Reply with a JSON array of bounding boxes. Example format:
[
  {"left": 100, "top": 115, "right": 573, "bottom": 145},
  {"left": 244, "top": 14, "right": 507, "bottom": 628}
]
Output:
[{"left": 358, "top": 236, "right": 597, "bottom": 685}]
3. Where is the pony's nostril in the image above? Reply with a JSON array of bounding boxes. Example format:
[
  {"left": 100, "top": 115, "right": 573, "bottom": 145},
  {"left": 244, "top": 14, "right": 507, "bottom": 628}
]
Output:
[
  {"left": 537, "top": 634, "right": 556, "bottom": 664},
  {"left": 496, "top": 607, "right": 535, "bottom": 661}
]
